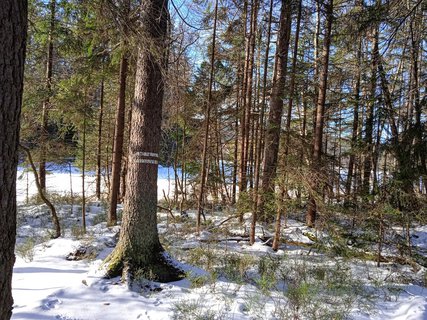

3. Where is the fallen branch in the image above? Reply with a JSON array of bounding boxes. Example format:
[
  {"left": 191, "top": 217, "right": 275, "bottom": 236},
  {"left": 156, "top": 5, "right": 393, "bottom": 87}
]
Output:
[
  {"left": 199, "top": 236, "right": 250, "bottom": 243},
  {"left": 157, "top": 205, "right": 176, "bottom": 220},
  {"left": 207, "top": 214, "right": 240, "bottom": 231}
]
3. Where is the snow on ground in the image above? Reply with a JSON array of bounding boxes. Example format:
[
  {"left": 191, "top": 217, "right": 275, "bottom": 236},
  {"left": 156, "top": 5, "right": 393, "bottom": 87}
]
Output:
[
  {"left": 12, "top": 207, "right": 427, "bottom": 320},
  {"left": 12, "top": 169, "right": 427, "bottom": 319},
  {"left": 16, "top": 164, "right": 177, "bottom": 203}
]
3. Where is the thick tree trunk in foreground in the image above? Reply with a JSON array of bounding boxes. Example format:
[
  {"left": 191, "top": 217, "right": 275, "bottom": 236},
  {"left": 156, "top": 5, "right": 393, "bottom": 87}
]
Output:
[
  {"left": 0, "top": 1, "right": 27, "bottom": 318},
  {"left": 306, "top": 0, "right": 333, "bottom": 227},
  {"left": 105, "top": 0, "right": 182, "bottom": 282}
]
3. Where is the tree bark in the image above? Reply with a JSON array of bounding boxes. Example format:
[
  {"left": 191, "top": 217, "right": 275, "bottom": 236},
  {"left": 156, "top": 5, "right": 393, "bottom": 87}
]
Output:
[
  {"left": 108, "top": 52, "right": 129, "bottom": 225},
  {"left": 345, "top": 37, "right": 362, "bottom": 204},
  {"left": 312, "top": 0, "right": 321, "bottom": 137},
  {"left": 306, "top": 0, "right": 333, "bottom": 227},
  {"left": 250, "top": 0, "right": 274, "bottom": 245},
  {"left": 81, "top": 115, "right": 87, "bottom": 233},
  {"left": 197, "top": 0, "right": 218, "bottom": 234},
  {"left": 271, "top": 0, "right": 302, "bottom": 251},
  {"left": 257, "top": 0, "right": 292, "bottom": 221},
  {"left": 108, "top": 0, "right": 130, "bottom": 226},
  {"left": 0, "top": 1, "right": 27, "bottom": 317},
  {"left": 241, "top": 0, "right": 259, "bottom": 196},
  {"left": 363, "top": 23, "right": 379, "bottom": 197},
  {"left": 239, "top": 0, "right": 250, "bottom": 196},
  {"left": 96, "top": 78, "right": 104, "bottom": 200},
  {"left": 105, "top": 0, "right": 182, "bottom": 282}
]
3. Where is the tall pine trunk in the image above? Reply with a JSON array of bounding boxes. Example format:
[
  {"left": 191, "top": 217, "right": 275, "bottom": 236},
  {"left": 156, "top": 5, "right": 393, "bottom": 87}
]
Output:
[
  {"left": 306, "top": 0, "right": 333, "bottom": 227},
  {"left": 105, "top": 0, "right": 182, "bottom": 282},
  {"left": 251, "top": 0, "right": 274, "bottom": 244},
  {"left": 0, "top": 0, "right": 27, "bottom": 318},
  {"left": 239, "top": 0, "right": 249, "bottom": 197},
  {"left": 271, "top": 0, "right": 302, "bottom": 250},
  {"left": 257, "top": 0, "right": 292, "bottom": 222},
  {"left": 96, "top": 78, "right": 104, "bottom": 200},
  {"left": 108, "top": 46, "right": 129, "bottom": 225},
  {"left": 345, "top": 37, "right": 362, "bottom": 204},
  {"left": 242, "top": 0, "right": 259, "bottom": 195},
  {"left": 363, "top": 23, "right": 379, "bottom": 197},
  {"left": 197, "top": 0, "right": 218, "bottom": 233},
  {"left": 108, "top": 0, "right": 130, "bottom": 225},
  {"left": 81, "top": 115, "right": 87, "bottom": 233}
]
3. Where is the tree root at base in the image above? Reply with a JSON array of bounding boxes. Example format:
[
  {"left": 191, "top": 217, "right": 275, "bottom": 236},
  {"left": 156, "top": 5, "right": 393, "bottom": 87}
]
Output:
[{"left": 104, "top": 250, "right": 185, "bottom": 283}]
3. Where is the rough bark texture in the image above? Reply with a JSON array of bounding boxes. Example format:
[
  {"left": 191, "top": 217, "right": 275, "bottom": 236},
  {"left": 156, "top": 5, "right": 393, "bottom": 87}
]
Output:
[
  {"left": 0, "top": 0, "right": 27, "bottom": 318},
  {"left": 105, "top": 0, "right": 182, "bottom": 283},
  {"left": 257, "top": 0, "right": 292, "bottom": 220}
]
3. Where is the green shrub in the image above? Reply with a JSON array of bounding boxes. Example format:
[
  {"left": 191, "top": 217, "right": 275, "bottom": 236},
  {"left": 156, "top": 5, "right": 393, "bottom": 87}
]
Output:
[
  {"left": 16, "top": 238, "right": 36, "bottom": 262},
  {"left": 171, "top": 299, "right": 217, "bottom": 320},
  {"left": 92, "top": 213, "right": 106, "bottom": 225},
  {"left": 217, "top": 253, "right": 254, "bottom": 283},
  {"left": 275, "top": 258, "right": 369, "bottom": 319},
  {"left": 71, "top": 224, "right": 86, "bottom": 239}
]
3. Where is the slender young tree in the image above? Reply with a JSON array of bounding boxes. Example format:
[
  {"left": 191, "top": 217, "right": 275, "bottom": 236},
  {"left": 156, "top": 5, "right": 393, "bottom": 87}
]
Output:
[
  {"left": 345, "top": 37, "right": 362, "bottom": 204},
  {"left": 96, "top": 78, "right": 105, "bottom": 200},
  {"left": 0, "top": 0, "right": 27, "bottom": 318},
  {"left": 306, "top": 0, "right": 333, "bottom": 227},
  {"left": 20, "top": 144, "right": 61, "bottom": 238},
  {"left": 251, "top": 0, "right": 274, "bottom": 245},
  {"left": 197, "top": 0, "right": 219, "bottom": 234},
  {"left": 105, "top": 0, "right": 182, "bottom": 282},
  {"left": 240, "top": 0, "right": 259, "bottom": 196},
  {"left": 108, "top": 0, "right": 130, "bottom": 226},
  {"left": 363, "top": 21, "right": 379, "bottom": 197},
  {"left": 39, "top": 0, "right": 55, "bottom": 192},
  {"left": 238, "top": 0, "right": 249, "bottom": 197}
]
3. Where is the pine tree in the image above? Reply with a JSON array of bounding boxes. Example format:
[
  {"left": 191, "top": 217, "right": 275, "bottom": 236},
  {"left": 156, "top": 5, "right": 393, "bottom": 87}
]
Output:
[
  {"left": 104, "top": 0, "right": 183, "bottom": 282},
  {"left": 0, "top": 0, "right": 27, "bottom": 318}
]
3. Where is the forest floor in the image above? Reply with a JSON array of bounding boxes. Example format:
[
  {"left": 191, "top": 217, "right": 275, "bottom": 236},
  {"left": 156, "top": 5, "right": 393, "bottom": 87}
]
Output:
[{"left": 11, "top": 168, "right": 427, "bottom": 319}]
